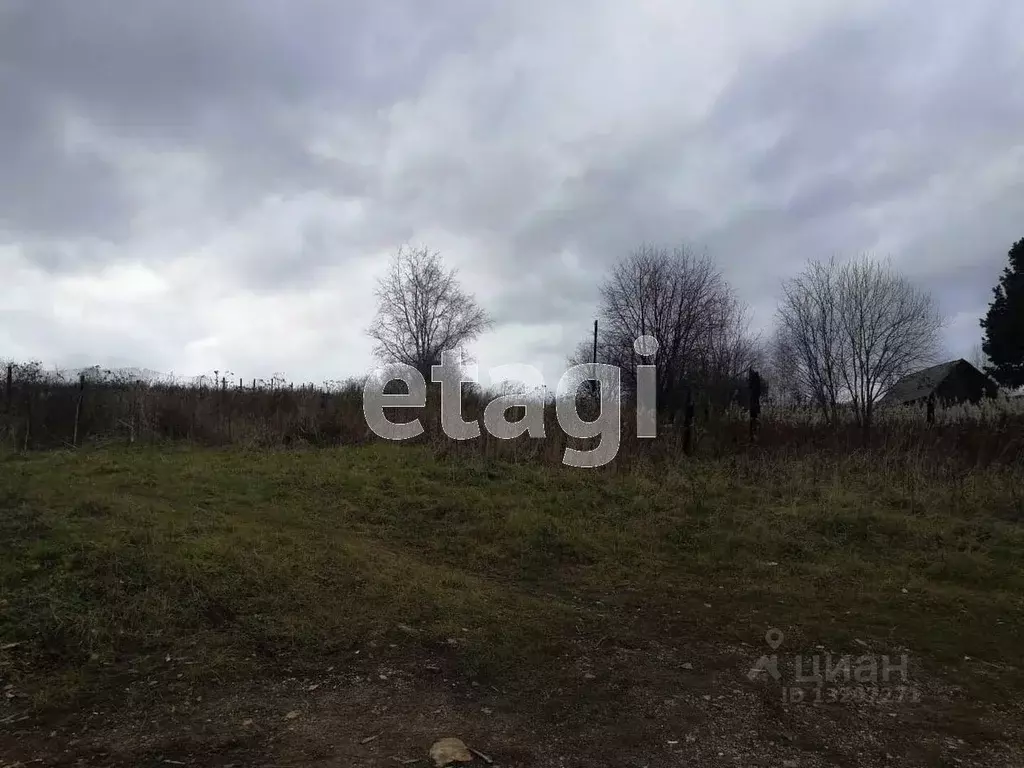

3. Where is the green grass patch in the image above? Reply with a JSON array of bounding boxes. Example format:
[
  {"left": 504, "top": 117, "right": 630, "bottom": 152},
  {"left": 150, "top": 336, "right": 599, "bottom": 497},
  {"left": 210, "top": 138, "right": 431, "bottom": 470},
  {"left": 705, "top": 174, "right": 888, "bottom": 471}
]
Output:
[{"left": 1, "top": 444, "right": 1022, "bottom": 710}]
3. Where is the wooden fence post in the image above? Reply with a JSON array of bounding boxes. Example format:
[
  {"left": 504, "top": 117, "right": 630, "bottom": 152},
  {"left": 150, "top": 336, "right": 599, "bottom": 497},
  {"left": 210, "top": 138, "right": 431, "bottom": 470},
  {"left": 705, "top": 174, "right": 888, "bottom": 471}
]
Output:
[
  {"left": 927, "top": 394, "right": 935, "bottom": 425},
  {"left": 136, "top": 379, "right": 144, "bottom": 443},
  {"left": 682, "top": 387, "right": 694, "bottom": 456},
  {"left": 748, "top": 368, "right": 762, "bottom": 443},
  {"left": 127, "top": 380, "right": 137, "bottom": 445},
  {"left": 72, "top": 372, "right": 85, "bottom": 448},
  {"left": 22, "top": 387, "right": 31, "bottom": 452},
  {"left": 225, "top": 377, "right": 233, "bottom": 442}
]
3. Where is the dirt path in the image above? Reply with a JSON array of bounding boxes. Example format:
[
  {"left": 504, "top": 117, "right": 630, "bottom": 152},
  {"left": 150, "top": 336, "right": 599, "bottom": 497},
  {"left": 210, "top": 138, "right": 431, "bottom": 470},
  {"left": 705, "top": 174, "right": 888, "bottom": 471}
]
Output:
[{"left": 4, "top": 633, "right": 1022, "bottom": 767}]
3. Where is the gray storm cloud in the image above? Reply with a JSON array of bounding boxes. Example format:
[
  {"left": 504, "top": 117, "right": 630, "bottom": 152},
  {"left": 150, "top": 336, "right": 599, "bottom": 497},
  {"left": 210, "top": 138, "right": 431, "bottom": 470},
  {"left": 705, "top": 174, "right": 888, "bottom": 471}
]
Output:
[{"left": 0, "top": 0, "right": 1021, "bottom": 383}]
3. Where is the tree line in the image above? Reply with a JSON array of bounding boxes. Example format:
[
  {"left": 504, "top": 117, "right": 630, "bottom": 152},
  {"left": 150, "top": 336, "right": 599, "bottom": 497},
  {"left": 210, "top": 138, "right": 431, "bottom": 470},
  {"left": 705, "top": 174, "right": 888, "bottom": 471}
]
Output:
[{"left": 369, "top": 238, "right": 1024, "bottom": 430}]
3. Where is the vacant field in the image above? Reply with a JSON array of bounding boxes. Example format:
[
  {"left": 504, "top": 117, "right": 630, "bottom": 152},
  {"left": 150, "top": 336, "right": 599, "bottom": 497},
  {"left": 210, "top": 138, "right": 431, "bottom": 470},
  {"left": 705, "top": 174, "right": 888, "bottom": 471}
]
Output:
[{"left": 1, "top": 444, "right": 1023, "bottom": 767}]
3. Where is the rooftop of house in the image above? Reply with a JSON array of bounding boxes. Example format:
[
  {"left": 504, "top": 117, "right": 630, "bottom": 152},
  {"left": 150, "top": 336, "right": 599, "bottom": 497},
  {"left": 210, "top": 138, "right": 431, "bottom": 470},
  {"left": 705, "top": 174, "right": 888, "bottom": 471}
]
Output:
[{"left": 880, "top": 359, "right": 970, "bottom": 405}]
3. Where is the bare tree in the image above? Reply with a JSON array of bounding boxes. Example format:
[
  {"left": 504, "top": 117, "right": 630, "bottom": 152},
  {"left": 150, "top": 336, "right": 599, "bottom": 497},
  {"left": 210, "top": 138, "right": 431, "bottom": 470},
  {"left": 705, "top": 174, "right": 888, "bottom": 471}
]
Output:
[
  {"left": 765, "top": 332, "right": 804, "bottom": 408},
  {"left": 836, "top": 256, "right": 944, "bottom": 428},
  {"left": 773, "top": 257, "right": 845, "bottom": 424},
  {"left": 368, "top": 246, "right": 492, "bottom": 380},
  {"left": 571, "top": 244, "right": 756, "bottom": 413},
  {"left": 969, "top": 342, "right": 992, "bottom": 373},
  {"left": 774, "top": 255, "right": 944, "bottom": 428}
]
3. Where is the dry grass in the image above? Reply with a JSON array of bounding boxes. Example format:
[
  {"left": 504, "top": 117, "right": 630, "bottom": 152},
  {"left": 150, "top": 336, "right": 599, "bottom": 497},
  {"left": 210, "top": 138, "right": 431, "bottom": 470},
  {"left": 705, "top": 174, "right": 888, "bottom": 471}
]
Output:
[{"left": 3, "top": 363, "right": 1023, "bottom": 470}]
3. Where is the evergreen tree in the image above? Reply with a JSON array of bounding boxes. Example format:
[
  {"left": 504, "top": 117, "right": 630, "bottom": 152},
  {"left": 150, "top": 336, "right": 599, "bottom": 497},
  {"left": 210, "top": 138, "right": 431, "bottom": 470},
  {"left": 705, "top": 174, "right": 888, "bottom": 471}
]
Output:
[{"left": 980, "top": 238, "right": 1024, "bottom": 389}]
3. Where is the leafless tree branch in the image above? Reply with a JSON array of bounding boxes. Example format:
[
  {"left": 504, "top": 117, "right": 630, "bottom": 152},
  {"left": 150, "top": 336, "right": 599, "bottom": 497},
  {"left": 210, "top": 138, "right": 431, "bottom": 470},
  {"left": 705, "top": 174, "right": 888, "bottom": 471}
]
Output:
[
  {"left": 368, "top": 246, "right": 492, "bottom": 380},
  {"left": 773, "top": 255, "right": 944, "bottom": 428}
]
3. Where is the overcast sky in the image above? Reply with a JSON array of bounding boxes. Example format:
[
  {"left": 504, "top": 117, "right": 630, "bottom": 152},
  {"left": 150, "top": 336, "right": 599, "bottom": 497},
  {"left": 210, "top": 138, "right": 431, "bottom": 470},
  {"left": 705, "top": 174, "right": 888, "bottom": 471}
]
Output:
[{"left": 1, "top": 0, "right": 1021, "bottom": 386}]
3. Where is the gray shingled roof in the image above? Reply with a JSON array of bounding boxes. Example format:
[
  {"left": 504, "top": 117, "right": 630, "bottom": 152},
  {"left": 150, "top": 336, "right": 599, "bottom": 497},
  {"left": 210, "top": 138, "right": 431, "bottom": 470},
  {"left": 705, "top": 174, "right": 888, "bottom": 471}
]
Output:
[{"left": 879, "top": 360, "right": 963, "bottom": 405}]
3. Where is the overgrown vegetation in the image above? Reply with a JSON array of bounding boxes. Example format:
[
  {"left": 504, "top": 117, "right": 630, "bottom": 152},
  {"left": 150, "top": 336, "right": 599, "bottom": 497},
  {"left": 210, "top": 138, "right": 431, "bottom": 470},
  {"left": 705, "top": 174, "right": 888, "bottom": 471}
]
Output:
[{"left": 3, "top": 361, "right": 1024, "bottom": 469}]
